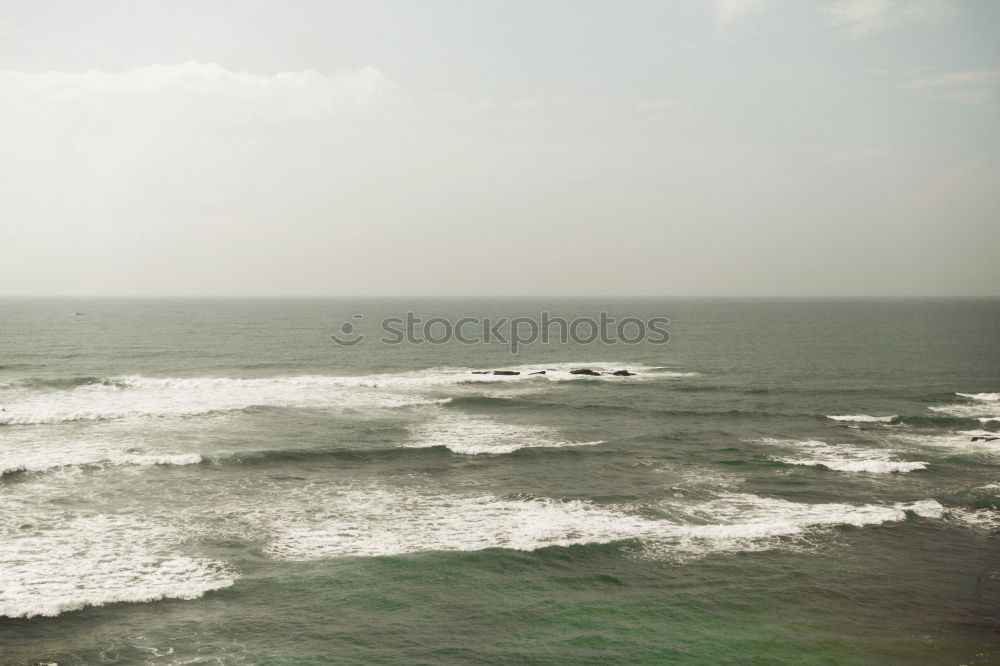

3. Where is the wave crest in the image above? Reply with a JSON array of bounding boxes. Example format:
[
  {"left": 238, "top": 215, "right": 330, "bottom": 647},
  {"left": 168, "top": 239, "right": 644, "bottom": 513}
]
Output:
[
  {"left": 826, "top": 414, "right": 898, "bottom": 423},
  {"left": 260, "top": 485, "right": 944, "bottom": 562},
  {"left": 957, "top": 392, "right": 1000, "bottom": 402},
  {"left": 0, "top": 363, "right": 687, "bottom": 426},
  {"left": 0, "top": 514, "right": 234, "bottom": 618},
  {"left": 755, "top": 438, "right": 927, "bottom": 474},
  {"left": 405, "top": 414, "right": 603, "bottom": 455}
]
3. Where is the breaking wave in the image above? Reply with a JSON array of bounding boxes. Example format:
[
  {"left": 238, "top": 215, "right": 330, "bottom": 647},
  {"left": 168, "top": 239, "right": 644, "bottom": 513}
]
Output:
[
  {"left": 754, "top": 438, "right": 927, "bottom": 474},
  {"left": 261, "top": 485, "right": 944, "bottom": 562},
  {"left": 0, "top": 363, "right": 687, "bottom": 426},
  {"left": 0, "top": 514, "right": 234, "bottom": 618},
  {"left": 826, "top": 415, "right": 899, "bottom": 424},
  {"left": 956, "top": 393, "right": 1000, "bottom": 402},
  {"left": 405, "top": 413, "right": 604, "bottom": 455}
]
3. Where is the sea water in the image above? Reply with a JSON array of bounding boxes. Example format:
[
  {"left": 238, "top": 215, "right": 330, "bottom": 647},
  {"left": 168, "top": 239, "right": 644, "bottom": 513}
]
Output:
[{"left": 0, "top": 298, "right": 998, "bottom": 664}]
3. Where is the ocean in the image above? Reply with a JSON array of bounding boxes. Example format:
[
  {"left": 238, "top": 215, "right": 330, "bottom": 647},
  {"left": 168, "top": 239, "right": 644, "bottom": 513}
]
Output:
[{"left": 1, "top": 298, "right": 998, "bottom": 664}]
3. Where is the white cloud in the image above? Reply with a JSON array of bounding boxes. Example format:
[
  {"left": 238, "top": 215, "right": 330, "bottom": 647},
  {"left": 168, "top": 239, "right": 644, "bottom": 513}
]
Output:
[
  {"left": 714, "top": 0, "right": 768, "bottom": 29},
  {"left": 0, "top": 61, "right": 399, "bottom": 121},
  {"left": 0, "top": 61, "right": 644, "bottom": 296},
  {"left": 903, "top": 0, "right": 958, "bottom": 22},
  {"left": 901, "top": 69, "right": 1000, "bottom": 89},
  {"left": 822, "top": 0, "right": 957, "bottom": 38},
  {"left": 900, "top": 69, "right": 1000, "bottom": 108},
  {"left": 822, "top": 0, "right": 896, "bottom": 38},
  {"left": 0, "top": 62, "right": 406, "bottom": 291}
]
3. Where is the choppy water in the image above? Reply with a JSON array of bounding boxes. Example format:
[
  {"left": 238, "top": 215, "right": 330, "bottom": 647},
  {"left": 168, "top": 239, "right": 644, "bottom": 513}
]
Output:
[{"left": 1, "top": 298, "right": 998, "bottom": 664}]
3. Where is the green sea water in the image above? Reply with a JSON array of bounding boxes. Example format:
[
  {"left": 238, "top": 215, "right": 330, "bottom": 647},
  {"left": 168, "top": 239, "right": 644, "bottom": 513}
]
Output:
[{"left": 0, "top": 298, "right": 998, "bottom": 664}]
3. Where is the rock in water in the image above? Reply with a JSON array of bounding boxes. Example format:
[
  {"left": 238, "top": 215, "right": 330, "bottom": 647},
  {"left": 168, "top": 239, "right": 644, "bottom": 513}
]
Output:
[
  {"left": 528, "top": 371, "right": 546, "bottom": 375},
  {"left": 612, "top": 370, "right": 634, "bottom": 376},
  {"left": 569, "top": 368, "right": 602, "bottom": 376},
  {"left": 493, "top": 370, "right": 520, "bottom": 376}
]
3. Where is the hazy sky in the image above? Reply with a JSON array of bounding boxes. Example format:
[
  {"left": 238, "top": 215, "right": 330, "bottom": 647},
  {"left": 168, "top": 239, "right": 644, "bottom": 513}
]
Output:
[{"left": 1, "top": 0, "right": 998, "bottom": 296}]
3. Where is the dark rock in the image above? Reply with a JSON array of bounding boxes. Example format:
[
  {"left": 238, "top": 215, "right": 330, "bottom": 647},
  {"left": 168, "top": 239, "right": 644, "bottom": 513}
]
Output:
[
  {"left": 971, "top": 436, "right": 999, "bottom": 442},
  {"left": 611, "top": 370, "right": 634, "bottom": 376},
  {"left": 528, "top": 370, "right": 546, "bottom": 375},
  {"left": 570, "top": 368, "right": 602, "bottom": 376},
  {"left": 493, "top": 370, "right": 520, "bottom": 376},
  {"left": 471, "top": 371, "right": 490, "bottom": 374}
]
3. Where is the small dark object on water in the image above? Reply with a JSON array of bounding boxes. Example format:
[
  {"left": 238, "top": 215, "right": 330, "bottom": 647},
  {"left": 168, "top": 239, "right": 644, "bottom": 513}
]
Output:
[
  {"left": 612, "top": 370, "right": 635, "bottom": 376},
  {"left": 971, "top": 436, "right": 999, "bottom": 442},
  {"left": 493, "top": 370, "right": 520, "bottom": 376},
  {"left": 528, "top": 371, "right": 546, "bottom": 375},
  {"left": 570, "top": 368, "right": 602, "bottom": 376},
  {"left": 471, "top": 371, "right": 490, "bottom": 374}
]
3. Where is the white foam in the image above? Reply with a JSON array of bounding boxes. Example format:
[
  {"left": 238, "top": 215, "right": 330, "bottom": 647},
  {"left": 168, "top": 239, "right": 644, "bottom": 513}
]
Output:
[
  {"left": 448, "top": 362, "right": 691, "bottom": 382},
  {"left": 946, "top": 508, "right": 1000, "bottom": 533},
  {"left": 0, "top": 374, "right": 452, "bottom": 426},
  {"left": 826, "top": 415, "right": 897, "bottom": 423},
  {"left": 0, "top": 363, "right": 683, "bottom": 426},
  {"left": 642, "top": 494, "right": 942, "bottom": 558},
  {"left": 406, "top": 414, "right": 603, "bottom": 455},
  {"left": 261, "top": 485, "right": 943, "bottom": 562},
  {"left": 884, "top": 430, "right": 1000, "bottom": 456},
  {"left": 647, "top": 367, "right": 701, "bottom": 377},
  {"left": 928, "top": 402, "right": 1000, "bottom": 422},
  {"left": 0, "top": 514, "right": 234, "bottom": 618},
  {"left": 957, "top": 393, "right": 1000, "bottom": 402},
  {"left": 959, "top": 429, "right": 1000, "bottom": 438},
  {"left": 755, "top": 438, "right": 927, "bottom": 474},
  {"left": 0, "top": 438, "right": 202, "bottom": 476},
  {"left": 126, "top": 453, "right": 203, "bottom": 466},
  {"left": 0, "top": 469, "right": 944, "bottom": 616},
  {"left": 0, "top": 421, "right": 206, "bottom": 475},
  {"left": 810, "top": 460, "right": 926, "bottom": 473}
]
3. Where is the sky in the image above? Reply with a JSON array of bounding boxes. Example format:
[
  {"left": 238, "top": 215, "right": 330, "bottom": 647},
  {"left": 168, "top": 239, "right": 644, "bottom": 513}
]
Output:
[{"left": 0, "top": 0, "right": 998, "bottom": 297}]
